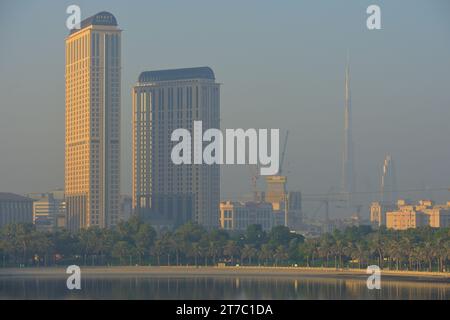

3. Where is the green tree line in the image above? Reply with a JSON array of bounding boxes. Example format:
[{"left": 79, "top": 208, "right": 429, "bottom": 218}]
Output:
[{"left": 0, "top": 217, "right": 448, "bottom": 272}]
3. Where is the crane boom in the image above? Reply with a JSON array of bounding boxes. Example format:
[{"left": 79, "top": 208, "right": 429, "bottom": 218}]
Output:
[{"left": 279, "top": 130, "right": 289, "bottom": 175}]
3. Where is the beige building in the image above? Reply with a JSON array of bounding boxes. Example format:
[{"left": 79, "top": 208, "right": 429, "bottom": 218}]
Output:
[
  {"left": 262, "top": 176, "right": 302, "bottom": 230},
  {"left": 386, "top": 207, "right": 428, "bottom": 230},
  {"left": 423, "top": 207, "right": 450, "bottom": 228},
  {"left": 265, "top": 176, "right": 286, "bottom": 211},
  {"left": 132, "top": 67, "right": 220, "bottom": 229},
  {"left": 0, "top": 193, "right": 33, "bottom": 228},
  {"left": 370, "top": 201, "right": 396, "bottom": 227},
  {"left": 386, "top": 199, "right": 450, "bottom": 230},
  {"left": 219, "top": 201, "right": 273, "bottom": 231},
  {"left": 27, "top": 191, "right": 66, "bottom": 231},
  {"left": 65, "top": 12, "right": 121, "bottom": 231}
]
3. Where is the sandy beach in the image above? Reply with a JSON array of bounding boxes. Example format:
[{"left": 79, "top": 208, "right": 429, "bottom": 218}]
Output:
[{"left": 0, "top": 266, "right": 449, "bottom": 283}]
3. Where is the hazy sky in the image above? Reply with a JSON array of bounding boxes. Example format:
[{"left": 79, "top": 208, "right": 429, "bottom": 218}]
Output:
[{"left": 1, "top": 0, "right": 450, "bottom": 212}]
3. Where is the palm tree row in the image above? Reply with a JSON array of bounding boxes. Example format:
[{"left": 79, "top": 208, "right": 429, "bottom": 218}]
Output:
[
  {"left": 0, "top": 217, "right": 448, "bottom": 272},
  {"left": 301, "top": 226, "right": 450, "bottom": 272}
]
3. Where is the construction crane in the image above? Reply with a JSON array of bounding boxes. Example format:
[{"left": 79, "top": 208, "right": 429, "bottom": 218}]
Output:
[
  {"left": 279, "top": 130, "right": 289, "bottom": 176},
  {"left": 302, "top": 187, "right": 346, "bottom": 232},
  {"left": 303, "top": 197, "right": 346, "bottom": 232},
  {"left": 336, "top": 203, "right": 364, "bottom": 225},
  {"left": 249, "top": 163, "right": 260, "bottom": 202},
  {"left": 250, "top": 130, "right": 289, "bottom": 203},
  {"left": 280, "top": 130, "right": 289, "bottom": 226}
]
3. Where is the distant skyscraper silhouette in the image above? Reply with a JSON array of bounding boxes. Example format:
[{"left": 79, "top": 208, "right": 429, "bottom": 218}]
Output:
[
  {"left": 342, "top": 58, "right": 355, "bottom": 202},
  {"left": 381, "top": 154, "right": 397, "bottom": 205}
]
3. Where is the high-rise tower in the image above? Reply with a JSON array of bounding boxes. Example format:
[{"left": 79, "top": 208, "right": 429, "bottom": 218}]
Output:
[
  {"left": 65, "top": 12, "right": 121, "bottom": 231},
  {"left": 342, "top": 59, "right": 355, "bottom": 202},
  {"left": 132, "top": 67, "right": 220, "bottom": 229}
]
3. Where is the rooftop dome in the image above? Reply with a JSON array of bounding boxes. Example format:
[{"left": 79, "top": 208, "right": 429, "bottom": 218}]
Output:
[
  {"left": 138, "top": 67, "right": 215, "bottom": 83},
  {"left": 69, "top": 11, "right": 118, "bottom": 34}
]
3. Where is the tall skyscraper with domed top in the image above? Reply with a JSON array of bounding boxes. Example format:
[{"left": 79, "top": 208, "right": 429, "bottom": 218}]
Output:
[{"left": 65, "top": 12, "right": 121, "bottom": 231}]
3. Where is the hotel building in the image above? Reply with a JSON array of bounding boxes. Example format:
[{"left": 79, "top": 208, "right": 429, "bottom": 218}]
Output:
[
  {"left": 65, "top": 12, "right": 121, "bottom": 230},
  {"left": 132, "top": 67, "right": 220, "bottom": 229}
]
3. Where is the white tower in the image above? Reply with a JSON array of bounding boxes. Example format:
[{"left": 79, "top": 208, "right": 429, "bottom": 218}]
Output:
[{"left": 381, "top": 154, "right": 397, "bottom": 205}]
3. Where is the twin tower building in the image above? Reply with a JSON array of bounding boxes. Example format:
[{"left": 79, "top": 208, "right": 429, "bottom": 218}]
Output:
[{"left": 65, "top": 12, "right": 220, "bottom": 231}]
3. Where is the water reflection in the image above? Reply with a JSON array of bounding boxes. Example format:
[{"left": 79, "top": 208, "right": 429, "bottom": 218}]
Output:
[{"left": 0, "top": 276, "right": 448, "bottom": 300}]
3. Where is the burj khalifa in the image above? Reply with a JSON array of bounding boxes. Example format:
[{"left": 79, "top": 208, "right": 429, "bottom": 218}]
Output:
[{"left": 342, "top": 59, "right": 355, "bottom": 203}]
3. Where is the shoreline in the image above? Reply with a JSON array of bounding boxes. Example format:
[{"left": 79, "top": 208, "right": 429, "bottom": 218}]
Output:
[{"left": 1, "top": 266, "right": 449, "bottom": 284}]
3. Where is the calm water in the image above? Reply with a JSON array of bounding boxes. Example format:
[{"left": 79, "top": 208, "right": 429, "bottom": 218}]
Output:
[{"left": 0, "top": 275, "right": 449, "bottom": 300}]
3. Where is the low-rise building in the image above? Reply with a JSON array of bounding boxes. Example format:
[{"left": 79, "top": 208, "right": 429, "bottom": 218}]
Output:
[
  {"left": 386, "top": 208, "right": 428, "bottom": 230},
  {"left": 422, "top": 207, "right": 450, "bottom": 228},
  {"left": 0, "top": 193, "right": 33, "bottom": 228},
  {"left": 386, "top": 199, "right": 450, "bottom": 230},
  {"left": 219, "top": 201, "right": 274, "bottom": 231},
  {"left": 27, "top": 191, "right": 66, "bottom": 231},
  {"left": 370, "top": 201, "right": 396, "bottom": 227}
]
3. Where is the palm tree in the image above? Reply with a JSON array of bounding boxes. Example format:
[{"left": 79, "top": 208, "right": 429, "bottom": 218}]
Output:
[
  {"left": 423, "top": 241, "right": 436, "bottom": 272},
  {"left": 223, "top": 240, "right": 240, "bottom": 265},
  {"left": 387, "top": 240, "right": 403, "bottom": 270},
  {"left": 207, "top": 240, "right": 220, "bottom": 266},
  {"left": 344, "top": 242, "right": 362, "bottom": 269},
  {"left": 159, "top": 233, "right": 176, "bottom": 266},
  {"left": 354, "top": 242, "right": 368, "bottom": 269},
  {"left": 318, "top": 237, "right": 333, "bottom": 267},
  {"left": 274, "top": 245, "right": 288, "bottom": 266},
  {"left": 400, "top": 237, "right": 413, "bottom": 271},
  {"left": 435, "top": 237, "right": 448, "bottom": 272},
  {"left": 31, "top": 231, "right": 52, "bottom": 267},
  {"left": 165, "top": 236, "right": 180, "bottom": 266},
  {"left": 305, "top": 240, "right": 320, "bottom": 267},
  {"left": 134, "top": 223, "right": 156, "bottom": 265},
  {"left": 332, "top": 238, "right": 346, "bottom": 269},
  {"left": 198, "top": 239, "right": 209, "bottom": 266},
  {"left": 369, "top": 232, "right": 385, "bottom": 268},
  {"left": 259, "top": 244, "right": 272, "bottom": 266},
  {"left": 411, "top": 246, "right": 423, "bottom": 271},
  {"left": 0, "top": 238, "right": 11, "bottom": 268},
  {"left": 241, "top": 244, "right": 257, "bottom": 266},
  {"left": 186, "top": 242, "right": 201, "bottom": 266},
  {"left": 442, "top": 240, "right": 450, "bottom": 272},
  {"left": 112, "top": 241, "right": 133, "bottom": 265},
  {"left": 152, "top": 239, "right": 164, "bottom": 266},
  {"left": 14, "top": 224, "right": 35, "bottom": 266},
  {"left": 299, "top": 242, "right": 312, "bottom": 267}
]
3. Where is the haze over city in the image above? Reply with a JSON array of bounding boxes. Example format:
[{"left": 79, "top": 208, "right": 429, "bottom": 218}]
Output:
[
  {"left": 1, "top": 0, "right": 450, "bottom": 214},
  {"left": 0, "top": 0, "right": 449, "bottom": 305}
]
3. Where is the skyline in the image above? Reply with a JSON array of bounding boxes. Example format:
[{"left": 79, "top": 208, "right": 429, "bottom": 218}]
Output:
[{"left": 1, "top": 1, "right": 450, "bottom": 213}]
